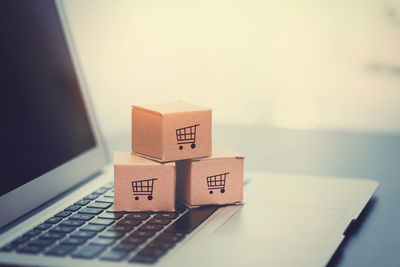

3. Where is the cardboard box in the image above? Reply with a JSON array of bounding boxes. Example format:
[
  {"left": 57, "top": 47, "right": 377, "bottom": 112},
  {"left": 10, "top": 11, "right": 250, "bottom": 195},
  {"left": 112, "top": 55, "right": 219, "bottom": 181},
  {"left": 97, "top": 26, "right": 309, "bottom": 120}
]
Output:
[
  {"left": 114, "top": 152, "right": 176, "bottom": 212},
  {"left": 176, "top": 148, "right": 244, "bottom": 206},
  {"left": 132, "top": 101, "right": 212, "bottom": 162}
]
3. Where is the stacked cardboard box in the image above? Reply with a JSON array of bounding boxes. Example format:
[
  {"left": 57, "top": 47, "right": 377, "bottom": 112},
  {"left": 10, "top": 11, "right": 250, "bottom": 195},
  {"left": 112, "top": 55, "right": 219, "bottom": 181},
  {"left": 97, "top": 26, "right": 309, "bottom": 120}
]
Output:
[{"left": 114, "top": 100, "right": 244, "bottom": 212}]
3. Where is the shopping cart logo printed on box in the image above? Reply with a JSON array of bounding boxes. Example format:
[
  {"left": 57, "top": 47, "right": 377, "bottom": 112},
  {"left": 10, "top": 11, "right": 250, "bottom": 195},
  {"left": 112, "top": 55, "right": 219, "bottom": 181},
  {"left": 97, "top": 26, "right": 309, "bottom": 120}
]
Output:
[
  {"left": 207, "top": 172, "right": 229, "bottom": 194},
  {"left": 131, "top": 178, "right": 158, "bottom": 200},
  {"left": 176, "top": 124, "right": 200, "bottom": 150}
]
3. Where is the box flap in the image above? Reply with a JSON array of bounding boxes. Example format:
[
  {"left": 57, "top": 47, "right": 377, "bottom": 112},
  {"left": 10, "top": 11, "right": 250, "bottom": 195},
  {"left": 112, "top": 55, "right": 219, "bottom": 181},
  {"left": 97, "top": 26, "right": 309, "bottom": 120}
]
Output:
[
  {"left": 114, "top": 151, "right": 174, "bottom": 166},
  {"left": 132, "top": 101, "right": 211, "bottom": 115}
]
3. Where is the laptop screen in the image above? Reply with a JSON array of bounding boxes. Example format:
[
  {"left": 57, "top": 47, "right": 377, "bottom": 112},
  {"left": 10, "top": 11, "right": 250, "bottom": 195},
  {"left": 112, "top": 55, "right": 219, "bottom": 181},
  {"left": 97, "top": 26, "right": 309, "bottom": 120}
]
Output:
[{"left": 0, "top": 0, "right": 96, "bottom": 197}]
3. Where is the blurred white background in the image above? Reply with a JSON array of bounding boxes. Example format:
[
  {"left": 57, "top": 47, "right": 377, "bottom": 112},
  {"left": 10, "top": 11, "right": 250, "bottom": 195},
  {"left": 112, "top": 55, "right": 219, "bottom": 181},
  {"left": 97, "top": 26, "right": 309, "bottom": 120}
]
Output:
[{"left": 63, "top": 0, "right": 400, "bottom": 138}]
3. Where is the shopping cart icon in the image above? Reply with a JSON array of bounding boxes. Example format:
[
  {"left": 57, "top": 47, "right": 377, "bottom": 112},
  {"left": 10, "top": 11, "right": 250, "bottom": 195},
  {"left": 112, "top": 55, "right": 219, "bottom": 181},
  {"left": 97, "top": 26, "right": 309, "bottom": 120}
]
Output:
[
  {"left": 206, "top": 172, "right": 229, "bottom": 194},
  {"left": 131, "top": 178, "right": 158, "bottom": 200},
  {"left": 176, "top": 124, "right": 200, "bottom": 150}
]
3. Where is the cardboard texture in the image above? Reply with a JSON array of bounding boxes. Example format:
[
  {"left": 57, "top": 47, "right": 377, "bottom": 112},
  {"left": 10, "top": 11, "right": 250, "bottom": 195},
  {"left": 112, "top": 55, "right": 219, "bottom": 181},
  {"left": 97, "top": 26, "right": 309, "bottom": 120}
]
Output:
[
  {"left": 132, "top": 101, "right": 212, "bottom": 162},
  {"left": 114, "top": 152, "right": 176, "bottom": 212},
  {"left": 176, "top": 148, "right": 244, "bottom": 206}
]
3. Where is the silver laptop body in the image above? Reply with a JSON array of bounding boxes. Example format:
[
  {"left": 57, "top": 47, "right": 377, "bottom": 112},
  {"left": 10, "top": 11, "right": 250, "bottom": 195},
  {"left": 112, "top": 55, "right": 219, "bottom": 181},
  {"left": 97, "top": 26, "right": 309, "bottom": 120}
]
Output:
[{"left": 0, "top": 1, "right": 378, "bottom": 266}]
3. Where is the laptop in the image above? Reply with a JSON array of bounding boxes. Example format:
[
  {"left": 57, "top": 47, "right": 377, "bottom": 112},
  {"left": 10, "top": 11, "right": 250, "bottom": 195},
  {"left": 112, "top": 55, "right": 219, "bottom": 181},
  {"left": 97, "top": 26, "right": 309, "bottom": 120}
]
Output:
[{"left": 0, "top": 0, "right": 378, "bottom": 266}]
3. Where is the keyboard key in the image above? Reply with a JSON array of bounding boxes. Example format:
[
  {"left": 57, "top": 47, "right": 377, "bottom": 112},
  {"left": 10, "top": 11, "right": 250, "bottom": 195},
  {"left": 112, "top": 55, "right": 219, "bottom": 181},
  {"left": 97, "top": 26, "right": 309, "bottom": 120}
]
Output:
[
  {"left": 84, "top": 194, "right": 100, "bottom": 200},
  {"left": 87, "top": 202, "right": 112, "bottom": 209},
  {"left": 103, "top": 191, "right": 114, "bottom": 198},
  {"left": 81, "top": 224, "right": 105, "bottom": 232},
  {"left": 50, "top": 225, "right": 75, "bottom": 233},
  {"left": 55, "top": 211, "right": 72, "bottom": 218},
  {"left": 129, "top": 254, "right": 158, "bottom": 264},
  {"left": 138, "top": 247, "right": 166, "bottom": 258},
  {"left": 108, "top": 225, "right": 133, "bottom": 232},
  {"left": 70, "top": 231, "right": 96, "bottom": 239},
  {"left": 93, "top": 187, "right": 108, "bottom": 195},
  {"left": 61, "top": 237, "right": 86, "bottom": 246},
  {"left": 72, "top": 244, "right": 106, "bottom": 259},
  {"left": 125, "top": 213, "right": 150, "bottom": 220},
  {"left": 45, "top": 244, "right": 75, "bottom": 256},
  {"left": 155, "top": 232, "right": 184, "bottom": 243},
  {"left": 11, "top": 236, "right": 30, "bottom": 245},
  {"left": 138, "top": 224, "right": 163, "bottom": 232},
  {"left": 90, "top": 218, "right": 114, "bottom": 226},
  {"left": 122, "top": 236, "right": 147, "bottom": 245},
  {"left": 90, "top": 237, "right": 115, "bottom": 246},
  {"left": 130, "top": 230, "right": 155, "bottom": 238},
  {"left": 93, "top": 188, "right": 108, "bottom": 195},
  {"left": 45, "top": 217, "right": 62, "bottom": 224},
  {"left": 65, "top": 205, "right": 81, "bottom": 212},
  {"left": 154, "top": 212, "right": 178, "bottom": 219},
  {"left": 105, "top": 206, "right": 125, "bottom": 213},
  {"left": 127, "top": 210, "right": 154, "bottom": 214},
  {"left": 79, "top": 208, "right": 103, "bottom": 215},
  {"left": 16, "top": 236, "right": 31, "bottom": 243},
  {"left": 60, "top": 220, "right": 85, "bottom": 227},
  {"left": 112, "top": 242, "right": 137, "bottom": 251},
  {"left": 105, "top": 205, "right": 115, "bottom": 212},
  {"left": 166, "top": 206, "right": 218, "bottom": 234},
  {"left": 35, "top": 223, "right": 52, "bottom": 231},
  {"left": 28, "top": 238, "right": 55, "bottom": 247},
  {"left": 74, "top": 199, "right": 90, "bottom": 206},
  {"left": 39, "top": 232, "right": 65, "bottom": 240},
  {"left": 147, "top": 218, "right": 172, "bottom": 225},
  {"left": 150, "top": 240, "right": 174, "bottom": 250},
  {"left": 1, "top": 243, "right": 17, "bottom": 251},
  {"left": 23, "top": 229, "right": 41, "bottom": 238},
  {"left": 17, "top": 245, "right": 43, "bottom": 254},
  {"left": 95, "top": 196, "right": 114, "bottom": 203},
  {"left": 117, "top": 218, "right": 141, "bottom": 226},
  {"left": 70, "top": 214, "right": 94, "bottom": 221},
  {"left": 99, "top": 231, "right": 125, "bottom": 239},
  {"left": 100, "top": 250, "right": 128, "bottom": 261},
  {"left": 98, "top": 212, "right": 122, "bottom": 220}
]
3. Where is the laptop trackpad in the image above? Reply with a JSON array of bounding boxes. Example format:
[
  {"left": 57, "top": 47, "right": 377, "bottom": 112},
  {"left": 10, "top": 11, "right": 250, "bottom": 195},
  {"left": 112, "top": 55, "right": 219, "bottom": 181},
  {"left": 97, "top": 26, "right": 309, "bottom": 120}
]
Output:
[
  {"left": 215, "top": 202, "right": 346, "bottom": 245},
  {"left": 167, "top": 203, "right": 347, "bottom": 267}
]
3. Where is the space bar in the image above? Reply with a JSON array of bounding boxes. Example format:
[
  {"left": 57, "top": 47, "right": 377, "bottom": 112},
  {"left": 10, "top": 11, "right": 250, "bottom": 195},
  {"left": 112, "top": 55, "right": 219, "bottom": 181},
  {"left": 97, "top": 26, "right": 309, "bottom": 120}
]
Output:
[{"left": 165, "top": 206, "right": 219, "bottom": 234}]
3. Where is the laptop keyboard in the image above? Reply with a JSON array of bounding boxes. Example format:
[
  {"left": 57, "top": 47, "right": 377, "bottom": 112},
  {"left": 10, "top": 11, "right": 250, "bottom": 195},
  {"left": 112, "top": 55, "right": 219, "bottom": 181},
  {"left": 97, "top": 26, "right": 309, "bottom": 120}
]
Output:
[{"left": 1, "top": 182, "right": 218, "bottom": 264}]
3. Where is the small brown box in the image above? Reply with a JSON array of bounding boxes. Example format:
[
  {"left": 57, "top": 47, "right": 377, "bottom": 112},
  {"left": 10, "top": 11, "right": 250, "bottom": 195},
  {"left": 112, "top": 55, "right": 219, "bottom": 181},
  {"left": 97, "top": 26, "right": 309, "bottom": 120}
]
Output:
[
  {"left": 132, "top": 101, "right": 212, "bottom": 162},
  {"left": 176, "top": 148, "right": 244, "bottom": 206},
  {"left": 114, "top": 152, "right": 176, "bottom": 212}
]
